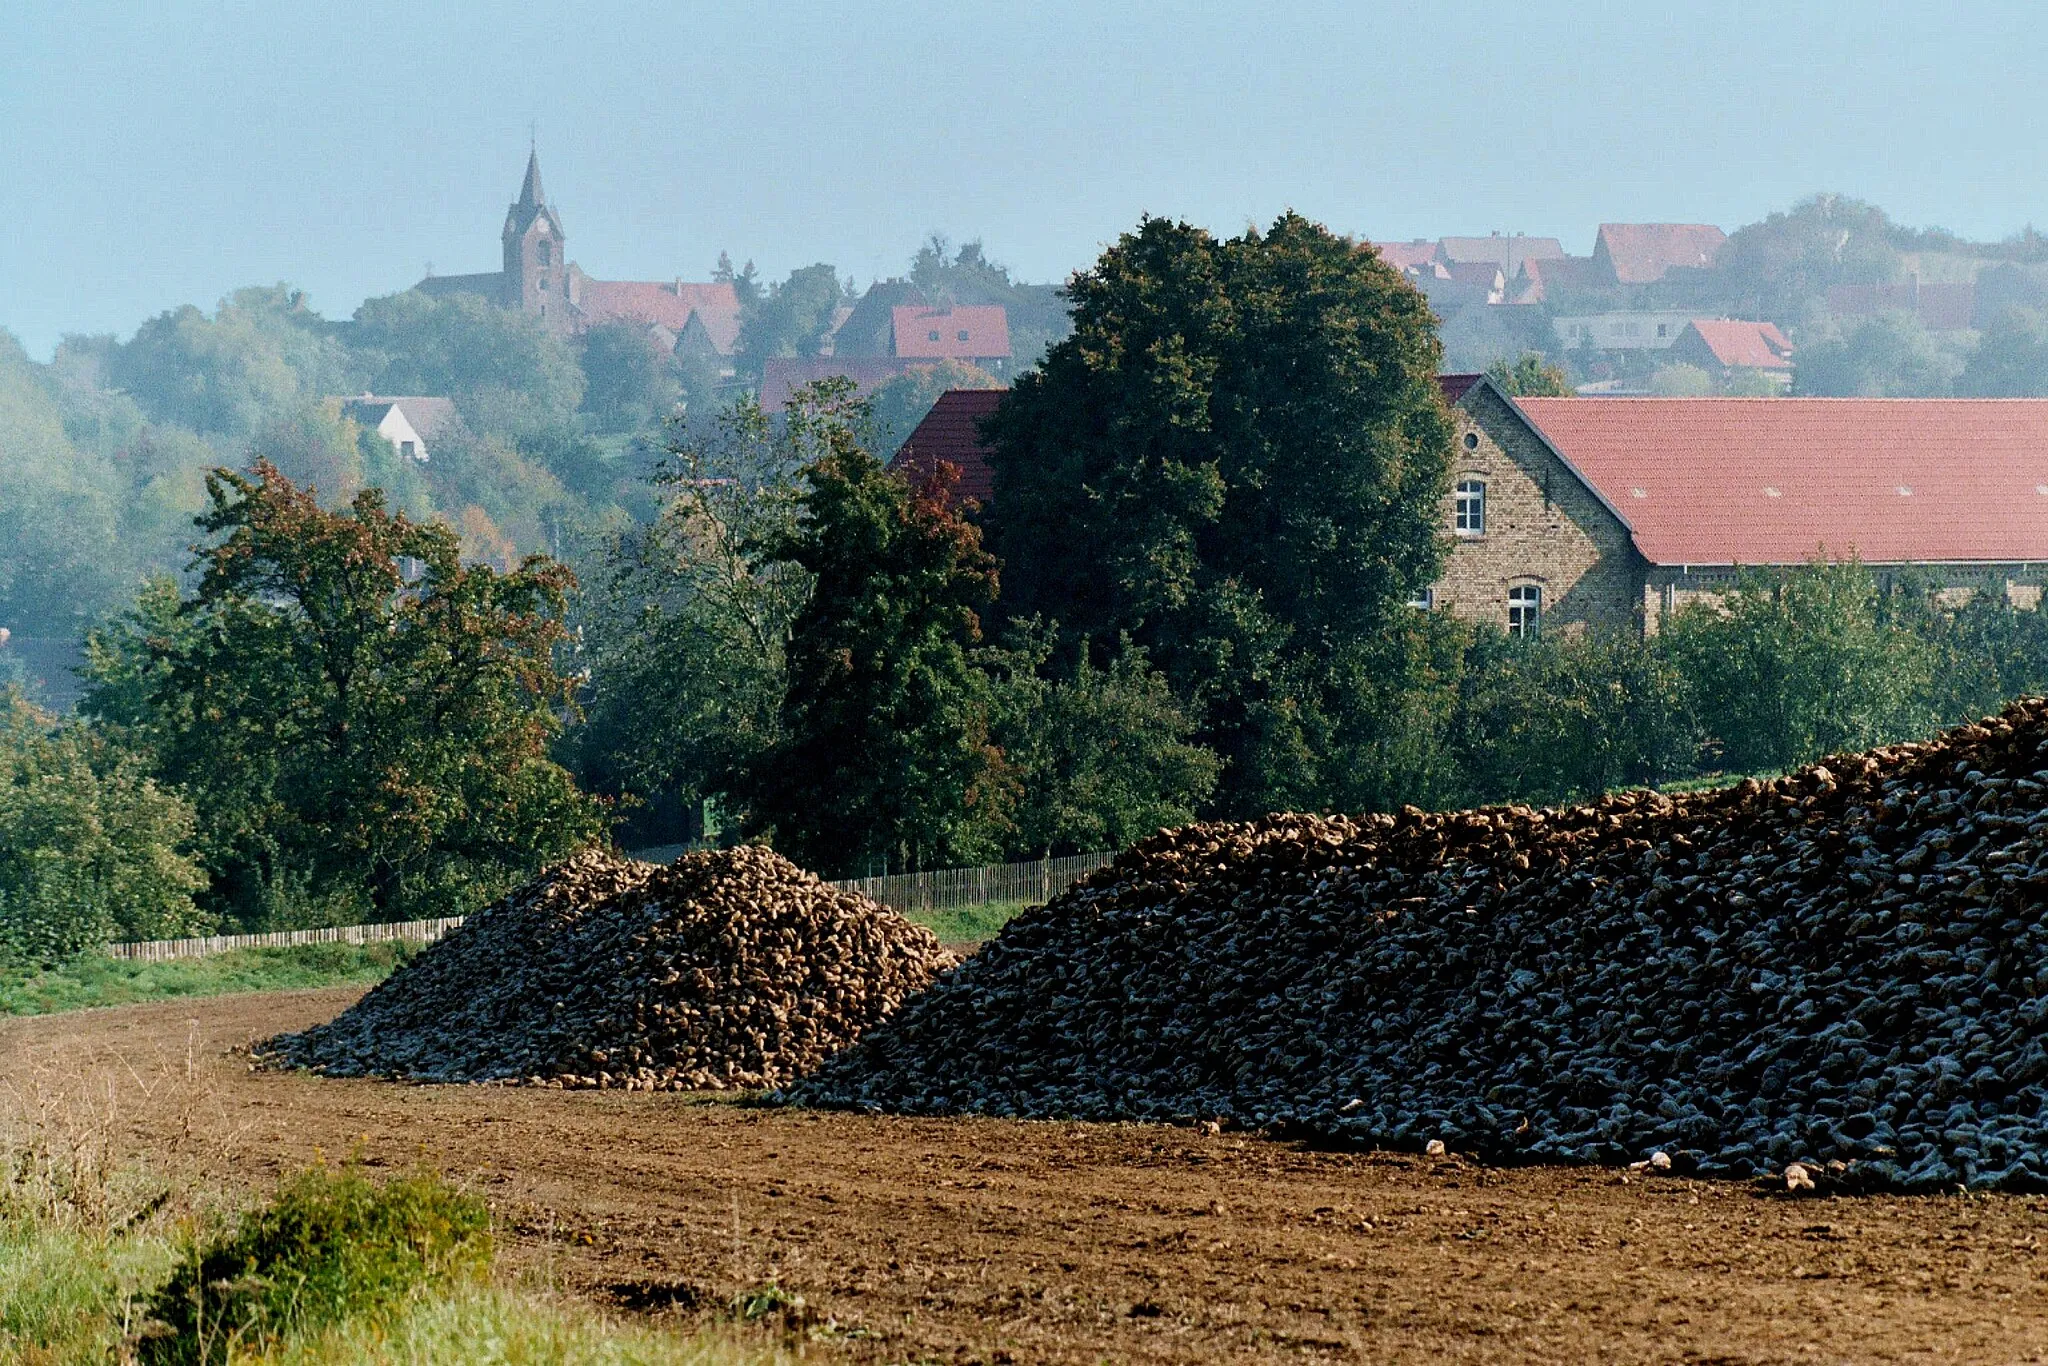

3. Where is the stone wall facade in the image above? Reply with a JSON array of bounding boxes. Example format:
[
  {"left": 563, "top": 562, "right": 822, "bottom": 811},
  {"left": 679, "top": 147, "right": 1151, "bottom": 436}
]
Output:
[{"left": 1431, "top": 384, "right": 1643, "bottom": 636}]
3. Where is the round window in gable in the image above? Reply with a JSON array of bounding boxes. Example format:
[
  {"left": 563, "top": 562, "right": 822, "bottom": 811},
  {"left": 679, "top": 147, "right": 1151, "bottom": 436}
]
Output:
[{"left": 1463, "top": 432, "right": 1480, "bottom": 451}]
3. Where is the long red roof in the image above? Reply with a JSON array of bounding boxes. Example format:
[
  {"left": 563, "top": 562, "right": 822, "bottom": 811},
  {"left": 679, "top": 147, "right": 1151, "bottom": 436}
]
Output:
[
  {"left": 888, "top": 389, "right": 1007, "bottom": 506},
  {"left": 1513, "top": 397, "right": 2048, "bottom": 567}
]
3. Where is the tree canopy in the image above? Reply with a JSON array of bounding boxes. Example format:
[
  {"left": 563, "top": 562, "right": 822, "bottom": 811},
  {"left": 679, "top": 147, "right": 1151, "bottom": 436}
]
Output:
[
  {"left": 82, "top": 462, "right": 604, "bottom": 926},
  {"left": 985, "top": 212, "right": 1455, "bottom": 813}
]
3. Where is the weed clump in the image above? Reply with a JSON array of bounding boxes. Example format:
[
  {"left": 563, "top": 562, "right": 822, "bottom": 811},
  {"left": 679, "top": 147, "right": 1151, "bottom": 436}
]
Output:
[{"left": 139, "top": 1166, "right": 490, "bottom": 1365}]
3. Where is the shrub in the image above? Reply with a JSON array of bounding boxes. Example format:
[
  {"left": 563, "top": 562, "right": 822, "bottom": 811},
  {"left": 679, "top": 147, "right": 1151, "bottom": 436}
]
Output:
[
  {"left": 140, "top": 1167, "right": 491, "bottom": 1365},
  {"left": 0, "top": 690, "right": 209, "bottom": 967}
]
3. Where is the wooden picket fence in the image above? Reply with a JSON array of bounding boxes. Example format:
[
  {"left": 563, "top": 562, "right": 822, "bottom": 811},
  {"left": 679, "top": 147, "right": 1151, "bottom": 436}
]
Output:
[
  {"left": 104, "top": 917, "right": 470, "bottom": 964},
  {"left": 102, "top": 851, "right": 1114, "bottom": 963}
]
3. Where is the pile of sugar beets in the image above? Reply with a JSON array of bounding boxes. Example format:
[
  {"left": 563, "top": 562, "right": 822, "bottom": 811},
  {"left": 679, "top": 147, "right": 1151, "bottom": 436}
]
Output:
[
  {"left": 264, "top": 846, "right": 952, "bottom": 1090},
  {"left": 789, "top": 699, "right": 2048, "bottom": 1191}
]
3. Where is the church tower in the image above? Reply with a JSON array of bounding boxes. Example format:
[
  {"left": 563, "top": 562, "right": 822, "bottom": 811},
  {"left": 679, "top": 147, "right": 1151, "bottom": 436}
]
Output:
[{"left": 502, "top": 150, "right": 571, "bottom": 325}]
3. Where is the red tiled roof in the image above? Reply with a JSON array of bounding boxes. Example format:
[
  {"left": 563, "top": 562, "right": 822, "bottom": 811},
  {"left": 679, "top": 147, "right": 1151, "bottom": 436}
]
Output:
[
  {"left": 1683, "top": 320, "right": 1794, "bottom": 370},
  {"left": 1372, "top": 240, "right": 1440, "bottom": 271},
  {"left": 887, "top": 389, "right": 1008, "bottom": 507},
  {"left": 1594, "top": 223, "right": 1727, "bottom": 285},
  {"left": 758, "top": 357, "right": 921, "bottom": 410},
  {"left": 1513, "top": 397, "right": 2048, "bottom": 566},
  {"left": 892, "top": 306, "right": 1010, "bottom": 360},
  {"left": 576, "top": 280, "right": 742, "bottom": 352}
]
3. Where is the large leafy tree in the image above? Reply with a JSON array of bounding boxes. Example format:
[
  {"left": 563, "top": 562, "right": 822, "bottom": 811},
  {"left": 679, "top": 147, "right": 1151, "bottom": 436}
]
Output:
[
  {"left": 984, "top": 212, "right": 1455, "bottom": 813},
  {"left": 82, "top": 463, "right": 604, "bottom": 927},
  {"left": 739, "top": 387, "right": 1008, "bottom": 875},
  {"left": 734, "top": 264, "right": 850, "bottom": 378},
  {"left": 574, "top": 397, "right": 813, "bottom": 846}
]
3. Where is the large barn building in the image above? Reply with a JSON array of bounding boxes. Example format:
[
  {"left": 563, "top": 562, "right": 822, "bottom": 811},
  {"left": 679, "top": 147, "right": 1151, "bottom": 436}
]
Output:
[{"left": 894, "top": 380, "right": 2048, "bottom": 638}]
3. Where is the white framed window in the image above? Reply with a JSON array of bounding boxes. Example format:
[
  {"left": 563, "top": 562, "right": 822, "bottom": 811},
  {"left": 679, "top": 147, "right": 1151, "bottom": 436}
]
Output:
[
  {"left": 1508, "top": 584, "right": 1542, "bottom": 637},
  {"left": 1454, "top": 480, "right": 1486, "bottom": 536},
  {"left": 399, "top": 440, "right": 417, "bottom": 460},
  {"left": 1408, "top": 587, "right": 1435, "bottom": 610}
]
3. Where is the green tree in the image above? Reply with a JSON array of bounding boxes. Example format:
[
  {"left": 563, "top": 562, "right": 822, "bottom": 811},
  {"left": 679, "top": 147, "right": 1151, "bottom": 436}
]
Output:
[
  {"left": 574, "top": 398, "right": 813, "bottom": 846},
  {"left": 1958, "top": 306, "right": 2048, "bottom": 396},
  {"left": 0, "top": 331, "right": 130, "bottom": 634},
  {"left": 739, "top": 386, "right": 1008, "bottom": 875},
  {"left": 1649, "top": 363, "right": 1717, "bottom": 396},
  {"left": 0, "top": 690, "right": 209, "bottom": 965},
  {"left": 1660, "top": 561, "right": 1934, "bottom": 774},
  {"left": 1486, "top": 351, "right": 1572, "bottom": 396},
  {"left": 110, "top": 286, "right": 361, "bottom": 439},
  {"left": 1708, "top": 194, "right": 1907, "bottom": 321},
  {"left": 349, "top": 291, "right": 585, "bottom": 443},
  {"left": 1448, "top": 627, "right": 1696, "bottom": 805},
  {"left": 734, "top": 264, "right": 849, "bottom": 377},
  {"left": 579, "top": 320, "right": 679, "bottom": 432},
  {"left": 984, "top": 212, "right": 1454, "bottom": 814},
  {"left": 1794, "top": 313, "right": 1962, "bottom": 396},
  {"left": 988, "top": 627, "right": 1220, "bottom": 856},
  {"left": 81, "top": 463, "right": 604, "bottom": 927}
]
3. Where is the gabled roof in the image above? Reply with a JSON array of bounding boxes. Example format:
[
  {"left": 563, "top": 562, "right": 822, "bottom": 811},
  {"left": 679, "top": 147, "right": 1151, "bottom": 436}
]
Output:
[
  {"left": 1682, "top": 320, "right": 1794, "bottom": 370},
  {"left": 892, "top": 305, "right": 1010, "bottom": 359},
  {"left": 576, "top": 280, "right": 742, "bottom": 352},
  {"left": 1437, "top": 373, "right": 1485, "bottom": 402},
  {"left": 1511, "top": 397, "right": 2048, "bottom": 566},
  {"left": 887, "top": 389, "right": 1008, "bottom": 507},
  {"left": 833, "top": 281, "right": 927, "bottom": 357},
  {"left": 1593, "top": 223, "right": 1727, "bottom": 284},
  {"left": 1372, "top": 240, "right": 1441, "bottom": 272},
  {"left": 337, "top": 395, "right": 459, "bottom": 443}
]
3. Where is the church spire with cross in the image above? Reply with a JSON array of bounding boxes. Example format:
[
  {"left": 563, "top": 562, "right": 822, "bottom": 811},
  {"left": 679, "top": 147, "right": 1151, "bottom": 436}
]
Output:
[{"left": 503, "top": 146, "right": 568, "bottom": 324}]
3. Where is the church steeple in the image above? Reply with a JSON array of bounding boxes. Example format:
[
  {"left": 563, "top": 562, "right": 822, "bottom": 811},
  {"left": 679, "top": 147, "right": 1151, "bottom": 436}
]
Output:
[
  {"left": 503, "top": 147, "right": 568, "bottom": 325},
  {"left": 517, "top": 149, "right": 545, "bottom": 210}
]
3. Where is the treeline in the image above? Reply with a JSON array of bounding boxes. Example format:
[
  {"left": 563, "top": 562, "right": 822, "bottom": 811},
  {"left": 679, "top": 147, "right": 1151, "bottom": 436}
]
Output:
[
  {"left": 0, "top": 240, "right": 1063, "bottom": 644},
  {"left": 9, "top": 210, "right": 2048, "bottom": 966}
]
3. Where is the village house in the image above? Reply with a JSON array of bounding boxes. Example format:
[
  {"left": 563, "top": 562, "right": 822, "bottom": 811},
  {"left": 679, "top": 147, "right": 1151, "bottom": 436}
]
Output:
[
  {"left": 1666, "top": 320, "right": 1794, "bottom": 386},
  {"left": 1434, "top": 378, "right": 2048, "bottom": 636},
  {"left": 334, "top": 394, "right": 459, "bottom": 461},
  {"left": 760, "top": 300, "right": 1011, "bottom": 409},
  {"left": 895, "top": 380, "right": 2048, "bottom": 639}
]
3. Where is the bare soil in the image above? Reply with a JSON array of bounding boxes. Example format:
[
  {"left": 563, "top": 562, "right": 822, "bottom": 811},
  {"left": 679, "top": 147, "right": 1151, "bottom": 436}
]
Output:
[{"left": 7, "top": 988, "right": 2048, "bottom": 1364}]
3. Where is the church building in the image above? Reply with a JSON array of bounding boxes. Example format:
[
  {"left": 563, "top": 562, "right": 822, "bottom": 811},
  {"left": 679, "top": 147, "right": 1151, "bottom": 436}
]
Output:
[{"left": 414, "top": 152, "right": 742, "bottom": 354}]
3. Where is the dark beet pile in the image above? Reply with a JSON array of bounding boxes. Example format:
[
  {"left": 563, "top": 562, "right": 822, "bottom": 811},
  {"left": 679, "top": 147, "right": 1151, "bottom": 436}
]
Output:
[
  {"left": 789, "top": 701, "right": 2048, "bottom": 1190},
  {"left": 265, "top": 845, "right": 952, "bottom": 1090}
]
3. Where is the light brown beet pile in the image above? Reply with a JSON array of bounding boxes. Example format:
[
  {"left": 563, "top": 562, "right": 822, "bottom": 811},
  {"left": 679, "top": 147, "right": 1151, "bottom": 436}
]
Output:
[{"left": 264, "top": 846, "right": 952, "bottom": 1090}]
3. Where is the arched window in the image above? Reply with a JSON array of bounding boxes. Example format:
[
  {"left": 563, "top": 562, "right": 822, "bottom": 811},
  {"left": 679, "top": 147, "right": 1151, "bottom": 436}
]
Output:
[
  {"left": 1455, "top": 480, "right": 1486, "bottom": 535},
  {"left": 538, "top": 240, "right": 553, "bottom": 266},
  {"left": 1508, "top": 584, "right": 1541, "bottom": 638}
]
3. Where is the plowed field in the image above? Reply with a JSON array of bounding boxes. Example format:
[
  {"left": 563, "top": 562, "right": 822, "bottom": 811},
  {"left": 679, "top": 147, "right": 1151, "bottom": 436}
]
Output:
[{"left": 7, "top": 988, "right": 2048, "bottom": 1364}]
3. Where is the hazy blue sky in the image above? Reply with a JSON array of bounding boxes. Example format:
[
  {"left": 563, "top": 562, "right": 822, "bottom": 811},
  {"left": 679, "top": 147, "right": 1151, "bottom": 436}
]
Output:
[{"left": 5, "top": 0, "right": 2044, "bottom": 357}]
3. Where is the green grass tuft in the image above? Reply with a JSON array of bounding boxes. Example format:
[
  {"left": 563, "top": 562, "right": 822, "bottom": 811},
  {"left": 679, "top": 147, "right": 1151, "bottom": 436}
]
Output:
[
  {"left": 140, "top": 1166, "right": 492, "bottom": 1365},
  {"left": 0, "top": 941, "right": 415, "bottom": 1017}
]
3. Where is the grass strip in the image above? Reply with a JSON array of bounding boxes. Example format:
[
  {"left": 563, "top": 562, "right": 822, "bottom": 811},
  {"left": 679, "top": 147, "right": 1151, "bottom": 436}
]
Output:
[{"left": 0, "top": 941, "right": 415, "bottom": 1017}]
